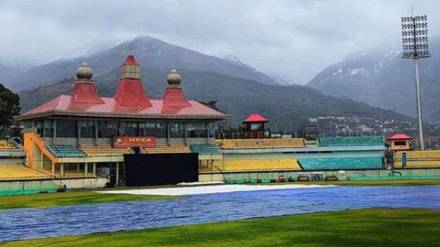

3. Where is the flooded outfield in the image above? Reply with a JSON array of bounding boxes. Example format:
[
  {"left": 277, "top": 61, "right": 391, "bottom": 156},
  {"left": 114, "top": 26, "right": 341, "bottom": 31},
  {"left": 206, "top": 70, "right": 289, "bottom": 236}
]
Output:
[{"left": 1, "top": 185, "right": 440, "bottom": 241}]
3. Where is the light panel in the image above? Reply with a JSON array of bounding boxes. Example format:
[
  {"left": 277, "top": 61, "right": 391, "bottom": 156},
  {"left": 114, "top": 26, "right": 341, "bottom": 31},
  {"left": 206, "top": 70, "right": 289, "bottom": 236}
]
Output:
[{"left": 401, "top": 15, "right": 429, "bottom": 59}]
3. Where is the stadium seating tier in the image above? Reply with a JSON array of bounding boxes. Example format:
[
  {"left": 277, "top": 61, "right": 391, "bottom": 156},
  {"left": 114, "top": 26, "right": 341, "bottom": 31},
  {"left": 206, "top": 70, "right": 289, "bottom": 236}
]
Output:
[
  {"left": 143, "top": 145, "right": 190, "bottom": 154},
  {"left": 0, "top": 164, "right": 52, "bottom": 180},
  {"left": 46, "top": 144, "right": 85, "bottom": 158},
  {"left": 190, "top": 144, "right": 221, "bottom": 155},
  {"left": 215, "top": 138, "right": 305, "bottom": 149},
  {"left": 208, "top": 159, "right": 301, "bottom": 172},
  {"left": 0, "top": 140, "right": 18, "bottom": 150},
  {"left": 394, "top": 150, "right": 440, "bottom": 168},
  {"left": 299, "top": 156, "right": 383, "bottom": 170},
  {"left": 318, "top": 136, "right": 384, "bottom": 147},
  {"left": 80, "top": 144, "right": 132, "bottom": 157}
]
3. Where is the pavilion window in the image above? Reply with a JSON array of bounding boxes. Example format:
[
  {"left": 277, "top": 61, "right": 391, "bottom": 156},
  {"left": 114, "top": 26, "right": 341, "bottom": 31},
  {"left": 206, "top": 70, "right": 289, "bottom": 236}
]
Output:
[
  {"left": 97, "top": 120, "right": 118, "bottom": 138},
  {"left": 44, "top": 120, "right": 54, "bottom": 137},
  {"left": 122, "top": 122, "right": 139, "bottom": 136},
  {"left": 169, "top": 122, "right": 185, "bottom": 138},
  {"left": 24, "top": 121, "right": 33, "bottom": 129},
  {"left": 56, "top": 120, "right": 76, "bottom": 138},
  {"left": 139, "top": 122, "right": 166, "bottom": 138},
  {"left": 395, "top": 141, "right": 407, "bottom": 146},
  {"left": 35, "top": 120, "right": 44, "bottom": 136},
  {"left": 79, "top": 120, "right": 95, "bottom": 138},
  {"left": 250, "top": 123, "right": 262, "bottom": 131},
  {"left": 187, "top": 122, "right": 207, "bottom": 138},
  {"left": 207, "top": 123, "right": 216, "bottom": 138}
]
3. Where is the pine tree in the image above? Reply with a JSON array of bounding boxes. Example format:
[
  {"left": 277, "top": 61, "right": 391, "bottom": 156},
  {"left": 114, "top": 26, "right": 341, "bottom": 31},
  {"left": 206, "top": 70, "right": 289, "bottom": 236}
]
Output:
[{"left": 0, "top": 84, "right": 21, "bottom": 136}]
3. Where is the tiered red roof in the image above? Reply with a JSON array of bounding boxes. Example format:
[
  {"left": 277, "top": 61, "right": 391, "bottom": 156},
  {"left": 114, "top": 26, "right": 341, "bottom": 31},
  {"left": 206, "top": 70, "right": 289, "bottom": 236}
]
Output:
[
  {"left": 123, "top": 54, "right": 137, "bottom": 65},
  {"left": 243, "top": 113, "right": 268, "bottom": 123},
  {"left": 70, "top": 82, "right": 105, "bottom": 110},
  {"left": 388, "top": 133, "right": 412, "bottom": 140},
  {"left": 114, "top": 55, "right": 152, "bottom": 108},
  {"left": 17, "top": 55, "right": 227, "bottom": 121}
]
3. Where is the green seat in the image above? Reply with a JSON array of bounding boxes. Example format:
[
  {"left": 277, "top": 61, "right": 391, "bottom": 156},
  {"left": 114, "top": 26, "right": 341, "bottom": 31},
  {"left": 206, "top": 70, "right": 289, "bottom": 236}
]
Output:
[
  {"left": 190, "top": 144, "right": 221, "bottom": 155},
  {"left": 299, "top": 156, "right": 383, "bottom": 170},
  {"left": 319, "top": 136, "right": 384, "bottom": 147}
]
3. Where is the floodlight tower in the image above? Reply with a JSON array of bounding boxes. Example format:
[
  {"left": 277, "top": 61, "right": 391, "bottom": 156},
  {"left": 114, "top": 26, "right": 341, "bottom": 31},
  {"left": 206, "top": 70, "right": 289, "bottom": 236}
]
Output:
[{"left": 401, "top": 12, "right": 430, "bottom": 150}]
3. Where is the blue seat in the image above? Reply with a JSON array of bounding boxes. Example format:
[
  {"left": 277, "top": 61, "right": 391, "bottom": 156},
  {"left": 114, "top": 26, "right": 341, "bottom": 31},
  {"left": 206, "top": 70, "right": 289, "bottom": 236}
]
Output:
[{"left": 46, "top": 144, "right": 85, "bottom": 158}]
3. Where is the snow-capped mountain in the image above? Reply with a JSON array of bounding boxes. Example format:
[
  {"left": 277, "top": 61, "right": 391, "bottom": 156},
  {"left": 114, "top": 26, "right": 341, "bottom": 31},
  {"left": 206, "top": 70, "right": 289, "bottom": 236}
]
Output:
[
  {"left": 308, "top": 42, "right": 440, "bottom": 121},
  {"left": 16, "top": 36, "right": 409, "bottom": 130}
]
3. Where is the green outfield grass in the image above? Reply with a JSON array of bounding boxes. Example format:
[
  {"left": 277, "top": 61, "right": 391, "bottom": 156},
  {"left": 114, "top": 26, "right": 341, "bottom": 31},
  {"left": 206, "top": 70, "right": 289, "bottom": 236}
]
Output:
[
  {"left": 2, "top": 208, "right": 440, "bottom": 247},
  {"left": 0, "top": 191, "right": 174, "bottom": 210}
]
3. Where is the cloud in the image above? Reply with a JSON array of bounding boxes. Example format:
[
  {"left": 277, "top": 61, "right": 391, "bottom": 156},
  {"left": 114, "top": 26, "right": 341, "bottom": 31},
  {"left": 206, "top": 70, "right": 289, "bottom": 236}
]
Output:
[{"left": 0, "top": 0, "right": 439, "bottom": 83}]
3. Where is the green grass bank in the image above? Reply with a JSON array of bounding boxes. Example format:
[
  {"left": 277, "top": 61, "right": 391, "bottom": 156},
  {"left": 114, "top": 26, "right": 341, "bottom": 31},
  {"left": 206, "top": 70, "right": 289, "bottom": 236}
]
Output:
[
  {"left": 2, "top": 208, "right": 440, "bottom": 247},
  {"left": 0, "top": 191, "right": 174, "bottom": 210}
]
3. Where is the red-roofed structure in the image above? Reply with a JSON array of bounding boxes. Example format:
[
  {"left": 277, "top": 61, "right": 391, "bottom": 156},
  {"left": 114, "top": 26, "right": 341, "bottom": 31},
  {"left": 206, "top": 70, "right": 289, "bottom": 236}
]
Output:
[
  {"left": 388, "top": 133, "right": 412, "bottom": 151},
  {"left": 69, "top": 63, "right": 104, "bottom": 110},
  {"left": 388, "top": 133, "right": 412, "bottom": 140},
  {"left": 163, "top": 69, "right": 191, "bottom": 110},
  {"left": 114, "top": 55, "right": 152, "bottom": 108},
  {"left": 19, "top": 96, "right": 226, "bottom": 120},
  {"left": 123, "top": 54, "right": 138, "bottom": 65},
  {"left": 243, "top": 113, "right": 268, "bottom": 123},
  {"left": 17, "top": 55, "right": 226, "bottom": 121},
  {"left": 242, "top": 113, "right": 268, "bottom": 139}
]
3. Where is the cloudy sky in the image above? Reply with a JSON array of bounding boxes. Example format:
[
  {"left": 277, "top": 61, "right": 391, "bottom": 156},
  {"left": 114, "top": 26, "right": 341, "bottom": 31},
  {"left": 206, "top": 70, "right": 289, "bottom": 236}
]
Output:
[{"left": 0, "top": 0, "right": 439, "bottom": 84}]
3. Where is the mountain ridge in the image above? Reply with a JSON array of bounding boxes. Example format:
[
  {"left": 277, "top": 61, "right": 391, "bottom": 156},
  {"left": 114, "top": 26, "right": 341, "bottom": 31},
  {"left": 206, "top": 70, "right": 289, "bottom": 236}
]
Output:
[
  {"left": 8, "top": 36, "right": 278, "bottom": 90},
  {"left": 11, "top": 35, "right": 412, "bottom": 131},
  {"left": 307, "top": 42, "right": 440, "bottom": 121},
  {"left": 18, "top": 63, "right": 410, "bottom": 131}
]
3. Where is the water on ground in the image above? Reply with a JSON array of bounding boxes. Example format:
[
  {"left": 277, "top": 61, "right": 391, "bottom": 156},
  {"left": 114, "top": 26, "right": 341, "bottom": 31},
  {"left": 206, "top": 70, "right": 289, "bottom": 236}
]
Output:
[{"left": 1, "top": 185, "right": 439, "bottom": 241}]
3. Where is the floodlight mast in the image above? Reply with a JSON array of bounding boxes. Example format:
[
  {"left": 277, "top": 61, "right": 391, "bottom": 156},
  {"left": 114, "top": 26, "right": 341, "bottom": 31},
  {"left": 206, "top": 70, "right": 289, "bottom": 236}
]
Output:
[{"left": 401, "top": 12, "right": 429, "bottom": 150}]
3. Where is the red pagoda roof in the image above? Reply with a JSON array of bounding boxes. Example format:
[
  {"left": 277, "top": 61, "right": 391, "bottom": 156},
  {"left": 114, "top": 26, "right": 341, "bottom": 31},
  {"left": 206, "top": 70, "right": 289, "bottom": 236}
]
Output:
[
  {"left": 123, "top": 55, "right": 138, "bottom": 65},
  {"left": 17, "top": 95, "right": 226, "bottom": 120},
  {"left": 114, "top": 78, "right": 152, "bottom": 108},
  {"left": 114, "top": 54, "right": 152, "bottom": 107},
  {"left": 388, "top": 133, "right": 412, "bottom": 140},
  {"left": 163, "top": 87, "right": 191, "bottom": 108},
  {"left": 16, "top": 55, "right": 228, "bottom": 121},
  {"left": 243, "top": 113, "right": 268, "bottom": 123},
  {"left": 70, "top": 82, "right": 104, "bottom": 106}
]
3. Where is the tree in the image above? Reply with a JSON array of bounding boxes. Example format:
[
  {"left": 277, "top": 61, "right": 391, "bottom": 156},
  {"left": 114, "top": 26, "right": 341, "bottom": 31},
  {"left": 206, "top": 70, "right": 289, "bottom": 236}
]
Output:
[{"left": 0, "top": 84, "right": 20, "bottom": 136}]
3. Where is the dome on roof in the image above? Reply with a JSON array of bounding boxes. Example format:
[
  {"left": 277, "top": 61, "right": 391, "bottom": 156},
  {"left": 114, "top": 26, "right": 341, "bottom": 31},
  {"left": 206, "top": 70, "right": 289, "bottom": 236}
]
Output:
[
  {"left": 166, "top": 69, "right": 182, "bottom": 86},
  {"left": 76, "top": 62, "right": 93, "bottom": 81}
]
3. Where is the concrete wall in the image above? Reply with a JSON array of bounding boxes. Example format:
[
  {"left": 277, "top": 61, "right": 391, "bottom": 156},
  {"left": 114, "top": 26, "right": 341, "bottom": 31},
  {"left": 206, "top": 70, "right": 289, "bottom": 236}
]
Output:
[
  {"left": 59, "top": 177, "right": 108, "bottom": 189},
  {"left": 168, "top": 138, "right": 185, "bottom": 145},
  {"left": 187, "top": 138, "right": 209, "bottom": 145},
  {"left": 78, "top": 138, "right": 95, "bottom": 145},
  {"left": 54, "top": 137, "right": 77, "bottom": 145},
  {"left": 0, "top": 158, "right": 25, "bottom": 165},
  {"left": 199, "top": 168, "right": 440, "bottom": 182},
  {"left": 0, "top": 177, "right": 109, "bottom": 192}
]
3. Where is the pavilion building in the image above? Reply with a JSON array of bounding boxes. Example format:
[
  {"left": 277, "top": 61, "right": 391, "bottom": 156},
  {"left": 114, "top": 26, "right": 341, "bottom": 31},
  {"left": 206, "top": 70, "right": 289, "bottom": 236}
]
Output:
[{"left": 16, "top": 55, "right": 228, "bottom": 184}]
